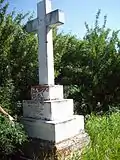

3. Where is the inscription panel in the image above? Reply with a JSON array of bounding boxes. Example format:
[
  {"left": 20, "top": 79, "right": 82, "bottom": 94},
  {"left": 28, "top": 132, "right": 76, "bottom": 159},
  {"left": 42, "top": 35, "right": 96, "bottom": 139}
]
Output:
[
  {"left": 23, "top": 99, "right": 74, "bottom": 120},
  {"left": 23, "top": 100, "right": 51, "bottom": 120},
  {"left": 31, "top": 85, "right": 63, "bottom": 101}
]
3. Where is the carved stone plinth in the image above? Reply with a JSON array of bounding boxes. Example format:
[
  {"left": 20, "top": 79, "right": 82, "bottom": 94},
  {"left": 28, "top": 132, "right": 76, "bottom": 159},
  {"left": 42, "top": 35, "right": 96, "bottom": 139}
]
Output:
[{"left": 31, "top": 85, "right": 63, "bottom": 101}]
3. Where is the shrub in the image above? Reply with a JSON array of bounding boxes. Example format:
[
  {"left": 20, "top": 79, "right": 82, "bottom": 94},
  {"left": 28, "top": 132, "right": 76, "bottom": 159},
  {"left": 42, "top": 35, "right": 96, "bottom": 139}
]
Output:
[{"left": 0, "top": 115, "right": 28, "bottom": 159}]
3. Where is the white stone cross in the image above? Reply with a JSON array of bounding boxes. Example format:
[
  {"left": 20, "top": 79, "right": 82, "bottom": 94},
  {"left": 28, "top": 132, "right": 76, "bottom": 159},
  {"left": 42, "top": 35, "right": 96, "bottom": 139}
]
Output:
[{"left": 26, "top": 0, "right": 64, "bottom": 85}]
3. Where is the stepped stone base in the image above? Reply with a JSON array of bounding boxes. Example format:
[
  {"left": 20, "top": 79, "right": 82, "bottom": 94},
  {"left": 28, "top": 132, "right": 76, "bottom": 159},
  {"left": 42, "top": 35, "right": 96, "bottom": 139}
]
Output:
[
  {"left": 20, "top": 84, "right": 90, "bottom": 159},
  {"left": 17, "top": 131, "right": 89, "bottom": 160}
]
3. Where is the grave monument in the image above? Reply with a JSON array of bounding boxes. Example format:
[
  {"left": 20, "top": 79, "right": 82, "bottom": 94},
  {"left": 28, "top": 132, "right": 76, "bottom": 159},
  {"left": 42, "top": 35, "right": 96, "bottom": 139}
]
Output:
[{"left": 22, "top": 0, "right": 89, "bottom": 158}]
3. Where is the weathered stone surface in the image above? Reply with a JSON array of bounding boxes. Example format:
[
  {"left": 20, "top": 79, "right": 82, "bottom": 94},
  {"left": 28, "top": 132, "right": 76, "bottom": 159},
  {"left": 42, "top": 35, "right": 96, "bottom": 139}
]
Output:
[
  {"left": 23, "top": 99, "right": 73, "bottom": 120},
  {"left": 46, "top": 9, "right": 65, "bottom": 27},
  {"left": 22, "top": 115, "right": 84, "bottom": 143},
  {"left": 17, "top": 131, "right": 90, "bottom": 160},
  {"left": 31, "top": 85, "right": 63, "bottom": 101}
]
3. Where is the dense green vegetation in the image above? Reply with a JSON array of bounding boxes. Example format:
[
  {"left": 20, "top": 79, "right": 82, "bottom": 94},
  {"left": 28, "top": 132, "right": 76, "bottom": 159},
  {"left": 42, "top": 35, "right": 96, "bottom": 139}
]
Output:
[
  {"left": 54, "top": 11, "right": 120, "bottom": 115},
  {"left": 0, "top": 0, "right": 33, "bottom": 158},
  {"left": 67, "top": 112, "right": 120, "bottom": 160},
  {"left": 0, "top": 0, "right": 120, "bottom": 159}
]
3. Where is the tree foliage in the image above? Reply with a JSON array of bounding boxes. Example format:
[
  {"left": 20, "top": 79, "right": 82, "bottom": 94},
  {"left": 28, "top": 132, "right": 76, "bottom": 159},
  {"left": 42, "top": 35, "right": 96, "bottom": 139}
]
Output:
[
  {"left": 54, "top": 10, "right": 120, "bottom": 114},
  {"left": 0, "top": 0, "right": 38, "bottom": 114},
  {"left": 0, "top": 0, "right": 31, "bottom": 157}
]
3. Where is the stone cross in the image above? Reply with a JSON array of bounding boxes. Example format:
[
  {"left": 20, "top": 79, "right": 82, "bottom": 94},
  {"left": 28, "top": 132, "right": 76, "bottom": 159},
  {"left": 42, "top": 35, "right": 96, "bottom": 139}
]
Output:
[{"left": 26, "top": 0, "right": 64, "bottom": 85}]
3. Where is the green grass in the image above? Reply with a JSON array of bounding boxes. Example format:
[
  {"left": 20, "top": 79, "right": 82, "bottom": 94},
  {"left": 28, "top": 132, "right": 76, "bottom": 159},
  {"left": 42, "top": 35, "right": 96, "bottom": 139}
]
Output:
[{"left": 67, "top": 112, "right": 120, "bottom": 160}]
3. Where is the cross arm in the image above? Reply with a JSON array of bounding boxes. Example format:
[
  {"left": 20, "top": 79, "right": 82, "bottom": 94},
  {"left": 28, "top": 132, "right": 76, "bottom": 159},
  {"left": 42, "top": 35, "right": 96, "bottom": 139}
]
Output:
[
  {"left": 25, "top": 18, "right": 38, "bottom": 33},
  {"left": 46, "top": 9, "right": 65, "bottom": 28},
  {"left": 25, "top": 9, "right": 64, "bottom": 33}
]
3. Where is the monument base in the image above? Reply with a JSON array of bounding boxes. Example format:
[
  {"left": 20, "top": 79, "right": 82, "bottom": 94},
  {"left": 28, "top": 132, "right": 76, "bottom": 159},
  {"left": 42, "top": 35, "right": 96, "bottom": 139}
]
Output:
[{"left": 17, "top": 131, "right": 89, "bottom": 160}]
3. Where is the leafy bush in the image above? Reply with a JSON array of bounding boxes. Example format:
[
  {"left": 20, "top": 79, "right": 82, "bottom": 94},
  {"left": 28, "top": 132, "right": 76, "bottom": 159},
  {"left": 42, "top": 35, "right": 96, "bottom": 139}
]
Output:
[{"left": 0, "top": 115, "right": 28, "bottom": 159}]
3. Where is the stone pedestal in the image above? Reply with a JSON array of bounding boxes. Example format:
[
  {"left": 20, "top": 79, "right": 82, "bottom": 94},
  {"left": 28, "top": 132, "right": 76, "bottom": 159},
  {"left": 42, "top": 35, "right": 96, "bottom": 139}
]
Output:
[
  {"left": 22, "top": 85, "right": 89, "bottom": 159},
  {"left": 19, "top": 132, "right": 89, "bottom": 160}
]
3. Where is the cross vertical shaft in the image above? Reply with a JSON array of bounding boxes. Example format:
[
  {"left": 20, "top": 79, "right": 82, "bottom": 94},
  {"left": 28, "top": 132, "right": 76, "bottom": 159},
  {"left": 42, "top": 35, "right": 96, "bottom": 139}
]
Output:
[
  {"left": 37, "top": 0, "right": 54, "bottom": 85},
  {"left": 26, "top": 0, "right": 64, "bottom": 85}
]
